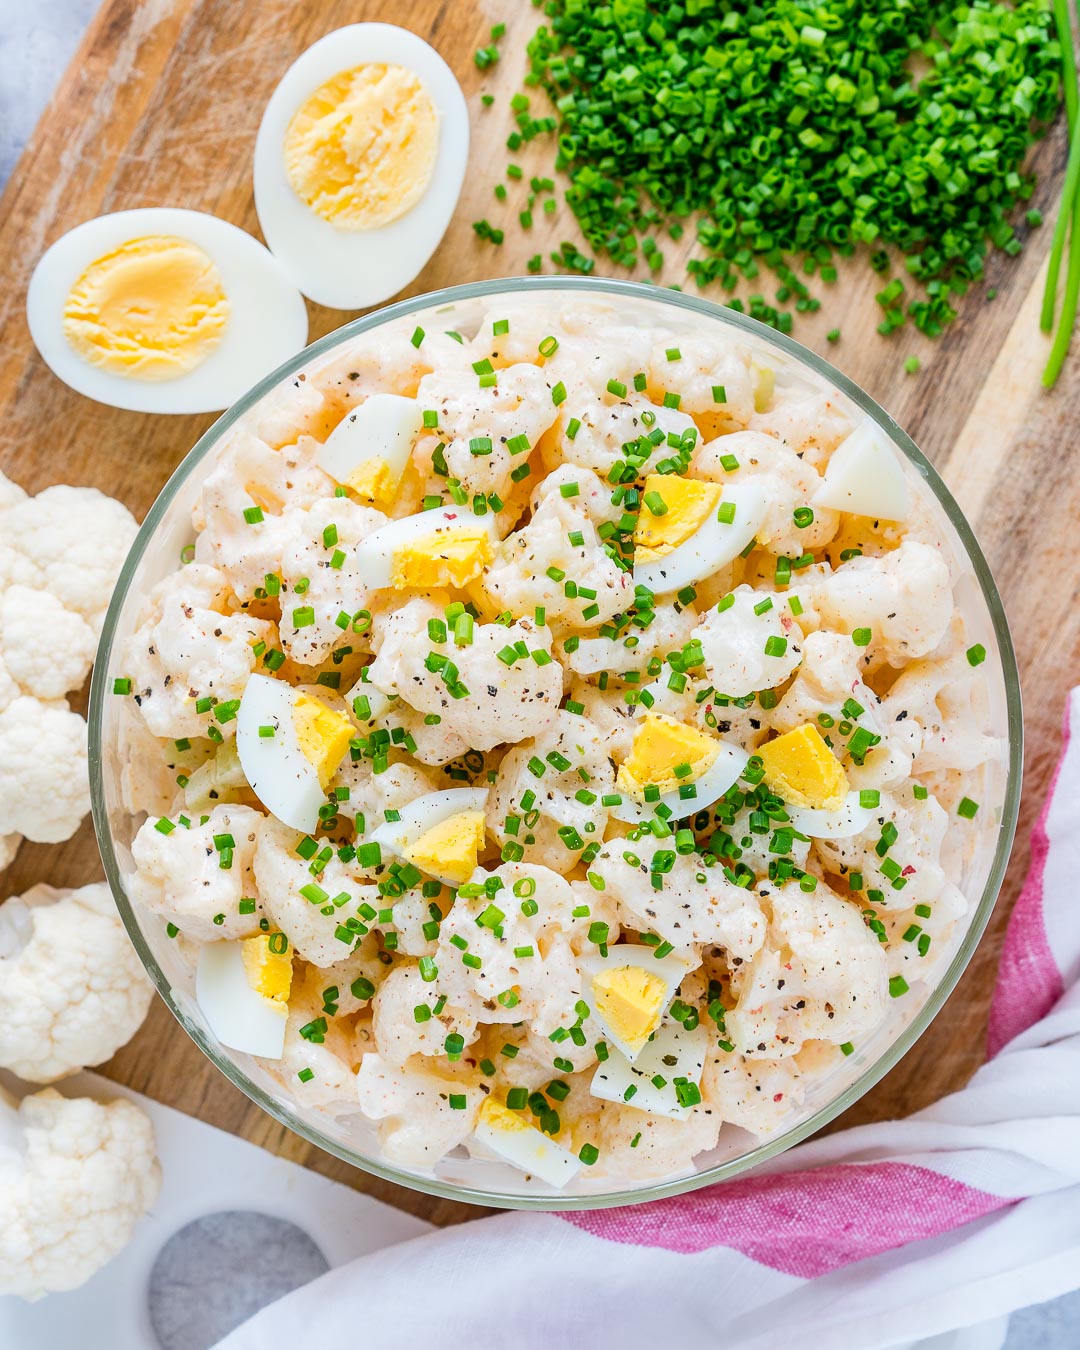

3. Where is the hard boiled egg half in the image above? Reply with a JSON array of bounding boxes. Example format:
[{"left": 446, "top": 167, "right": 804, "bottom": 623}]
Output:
[
  {"left": 254, "top": 24, "right": 469, "bottom": 308},
  {"left": 317, "top": 393, "right": 423, "bottom": 512},
  {"left": 633, "top": 474, "right": 768, "bottom": 594},
  {"left": 26, "top": 208, "right": 307, "bottom": 413},
  {"left": 611, "top": 713, "right": 750, "bottom": 823},
  {"left": 354, "top": 505, "right": 498, "bottom": 591},
  {"left": 369, "top": 787, "right": 488, "bottom": 886},
  {"left": 582, "top": 943, "right": 690, "bottom": 1062},
  {"left": 236, "top": 675, "right": 355, "bottom": 833},
  {"left": 196, "top": 931, "right": 293, "bottom": 1059}
]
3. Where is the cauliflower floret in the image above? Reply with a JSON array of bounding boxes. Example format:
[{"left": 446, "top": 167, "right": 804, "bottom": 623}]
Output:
[
  {"left": 356, "top": 1052, "right": 481, "bottom": 1169},
  {"left": 648, "top": 333, "right": 754, "bottom": 423},
  {"left": 692, "top": 430, "right": 839, "bottom": 555},
  {"left": 767, "top": 630, "right": 891, "bottom": 754},
  {"left": 293, "top": 932, "right": 388, "bottom": 1016},
  {"left": 881, "top": 647, "right": 1000, "bottom": 774},
  {"left": 252, "top": 816, "right": 380, "bottom": 966},
  {"left": 308, "top": 324, "right": 463, "bottom": 405},
  {"left": 811, "top": 541, "right": 952, "bottom": 667},
  {"left": 367, "top": 597, "right": 563, "bottom": 752},
  {"left": 345, "top": 679, "right": 469, "bottom": 767},
  {"left": 0, "top": 697, "right": 89, "bottom": 844},
  {"left": 588, "top": 837, "right": 767, "bottom": 960},
  {"left": 433, "top": 862, "right": 585, "bottom": 1034},
  {"left": 269, "top": 990, "right": 364, "bottom": 1113},
  {"left": 489, "top": 711, "right": 615, "bottom": 875},
  {"left": 0, "top": 484, "right": 138, "bottom": 637},
  {"left": 372, "top": 964, "right": 481, "bottom": 1067},
  {"left": 130, "top": 804, "right": 264, "bottom": 942},
  {"left": 692, "top": 584, "right": 803, "bottom": 698},
  {"left": 329, "top": 758, "right": 438, "bottom": 838},
  {"left": 0, "top": 586, "right": 97, "bottom": 706},
  {"left": 726, "top": 880, "right": 886, "bottom": 1058},
  {"left": 587, "top": 1097, "right": 722, "bottom": 1181},
  {"left": 416, "top": 362, "right": 558, "bottom": 497},
  {"left": 277, "top": 497, "right": 387, "bottom": 665},
  {"left": 123, "top": 563, "right": 273, "bottom": 740},
  {"left": 0, "top": 883, "right": 152, "bottom": 1083},
  {"left": 881, "top": 880, "right": 968, "bottom": 985},
  {"left": 701, "top": 1050, "right": 804, "bottom": 1135},
  {"left": 484, "top": 465, "right": 633, "bottom": 627},
  {"left": 549, "top": 309, "right": 658, "bottom": 396},
  {"left": 750, "top": 388, "right": 853, "bottom": 470},
  {"left": 549, "top": 394, "right": 697, "bottom": 479},
  {"left": 0, "top": 1086, "right": 160, "bottom": 1299},
  {"left": 565, "top": 601, "right": 698, "bottom": 678}
]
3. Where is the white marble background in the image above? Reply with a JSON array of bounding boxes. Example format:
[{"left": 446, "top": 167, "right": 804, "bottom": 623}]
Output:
[{"left": 0, "top": 0, "right": 1077, "bottom": 1344}]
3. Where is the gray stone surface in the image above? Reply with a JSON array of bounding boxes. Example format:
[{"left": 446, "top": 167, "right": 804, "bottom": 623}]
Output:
[{"left": 148, "top": 1211, "right": 330, "bottom": 1350}]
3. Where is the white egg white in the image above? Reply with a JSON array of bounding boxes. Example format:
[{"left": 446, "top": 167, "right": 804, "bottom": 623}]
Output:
[
  {"left": 610, "top": 738, "right": 750, "bottom": 825},
  {"left": 813, "top": 422, "right": 910, "bottom": 520},
  {"left": 590, "top": 1016, "right": 709, "bottom": 1120},
  {"left": 369, "top": 787, "right": 488, "bottom": 882},
  {"left": 196, "top": 940, "right": 288, "bottom": 1059},
  {"left": 26, "top": 208, "right": 308, "bottom": 414},
  {"left": 236, "top": 674, "right": 351, "bottom": 833},
  {"left": 472, "top": 1111, "right": 582, "bottom": 1189},
  {"left": 253, "top": 24, "right": 469, "bottom": 308},
  {"left": 633, "top": 480, "right": 769, "bottom": 594},
  {"left": 354, "top": 504, "right": 499, "bottom": 591},
  {"left": 582, "top": 944, "right": 691, "bottom": 1063},
  {"left": 317, "top": 394, "right": 423, "bottom": 492},
  {"left": 782, "top": 791, "right": 876, "bottom": 839}
]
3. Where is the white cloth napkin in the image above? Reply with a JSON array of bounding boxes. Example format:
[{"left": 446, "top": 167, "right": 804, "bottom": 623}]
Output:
[{"left": 215, "top": 695, "right": 1080, "bottom": 1350}]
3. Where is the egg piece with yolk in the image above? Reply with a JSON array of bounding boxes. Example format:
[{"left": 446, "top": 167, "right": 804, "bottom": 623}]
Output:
[
  {"left": 590, "top": 1015, "right": 709, "bottom": 1120},
  {"left": 253, "top": 24, "right": 469, "bottom": 308},
  {"left": 582, "top": 944, "right": 691, "bottom": 1062},
  {"left": 196, "top": 932, "right": 294, "bottom": 1059},
  {"left": 317, "top": 394, "right": 423, "bottom": 511},
  {"left": 353, "top": 505, "right": 499, "bottom": 592},
  {"left": 472, "top": 1096, "right": 582, "bottom": 1189},
  {"left": 610, "top": 713, "right": 750, "bottom": 824},
  {"left": 26, "top": 208, "right": 307, "bottom": 413},
  {"left": 235, "top": 674, "right": 355, "bottom": 832},
  {"left": 756, "top": 723, "right": 849, "bottom": 810},
  {"left": 633, "top": 475, "right": 769, "bottom": 595},
  {"left": 369, "top": 787, "right": 488, "bottom": 886}
]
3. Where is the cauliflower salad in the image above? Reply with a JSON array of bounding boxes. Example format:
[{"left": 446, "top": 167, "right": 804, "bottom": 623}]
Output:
[{"left": 114, "top": 297, "right": 1002, "bottom": 1191}]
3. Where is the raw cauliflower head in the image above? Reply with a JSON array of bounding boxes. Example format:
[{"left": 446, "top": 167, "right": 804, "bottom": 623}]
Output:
[
  {"left": 0, "top": 883, "right": 153, "bottom": 1082},
  {"left": 0, "top": 1086, "right": 160, "bottom": 1299}
]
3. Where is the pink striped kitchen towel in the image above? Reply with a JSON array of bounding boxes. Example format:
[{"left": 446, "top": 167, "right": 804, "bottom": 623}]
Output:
[{"left": 217, "top": 696, "right": 1080, "bottom": 1350}]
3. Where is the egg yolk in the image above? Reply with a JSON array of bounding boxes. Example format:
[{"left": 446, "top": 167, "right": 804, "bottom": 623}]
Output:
[
  {"left": 241, "top": 932, "right": 293, "bottom": 1004},
  {"left": 284, "top": 63, "right": 439, "bottom": 231},
  {"left": 292, "top": 693, "right": 355, "bottom": 790},
  {"left": 633, "top": 475, "right": 724, "bottom": 563},
  {"left": 757, "top": 722, "right": 849, "bottom": 810},
  {"left": 479, "top": 1096, "right": 532, "bottom": 1134},
  {"left": 592, "top": 966, "right": 668, "bottom": 1052},
  {"left": 62, "top": 235, "right": 230, "bottom": 382},
  {"left": 402, "top": 810, "right": 485, "bottom": 885},
  {"left": 617, "top": 713, "right": 719, "bottom": 798},
  {"left": 391, "top": 529, "right": 494, "bottom": 590}
]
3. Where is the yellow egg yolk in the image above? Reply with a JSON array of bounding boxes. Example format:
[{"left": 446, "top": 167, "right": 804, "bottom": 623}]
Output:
[
  {"left": 592, "top": 965, "right": 668, "bottom": 1052},
  {"left": 390, "top": 529, "right": 494, "bottom": 590},
  {"left": 478, "top": 1096, "right": 532, "bottom": 1134},
  {"left": 616, "top": 713, "right": 719, "bottom": 799},
  {"left": 62, "top": 235, "right": 230, "bottom": 381},
  {"left": 284, "top": 63, "right": 439, "bottom": 231},
  {"left": 347, "top": 457, "right": 396, "bottom": 508},
  {"left": 401, "top": 810, "right": 485, "bottom": 885},
  {"left": 241, "top": 932, "right": 293, "bottom": 1004},
  {"left": 292, "top": 693, "right": 355, "bottom": 790},
  {"left": 632, "top": 475, "right": 723, "bottom": 563},
  {"left": 757, "top": 723, "right": 849, "bottom": 810}
]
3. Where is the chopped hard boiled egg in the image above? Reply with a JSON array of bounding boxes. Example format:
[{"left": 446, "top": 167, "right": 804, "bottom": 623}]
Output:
[
  {"left": 611, "top": 713, "right": 750, "bottom": 823},
  {"left": 26, "top": 208, "right": 307, "bottom": 413},
  {"left": 473, "top": 1096, "right": 582, "bottom": 1188},
  {"left": 813, "top": 423, "right": 911, "bottom": 521},
  {"left": 583, "top": 945, "right": 690, "bottom": 1062},
  {"left": 354, "top": 505, "right": 498, "bottom": 591},
  {"left": 757, "top": 723, "right": 848, "bottom": 810},
  {"left": 633, "top": 479, "right": 769, "bottom": 594},
  {"left": 236, "top": 675, "right": 355, "bottom": 833},
  {"left": 317, "top": 394, "right": 423, "bottom": 510},
  {"left": 254, "top": 24, "right": 469, "bottom": 308},
  {"left": 370, "top": 787, "right": 487, "bottom": 885},
  {"left": 590, "top": 1016, "right": 709, "bottom": 1120},
  {"left": 633, "top": 475, "right": 723, "bottom": 561},
  {"left": 783, "top": 790, "right": 876, "bottom": 839},
  {"left": 196, "top": 933, "right": 293, "bottom": 1059}
]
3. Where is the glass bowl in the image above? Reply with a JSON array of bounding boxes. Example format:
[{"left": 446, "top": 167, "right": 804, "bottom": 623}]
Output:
[{"left": 90, "top": 276, "right": 1022, "bottom": 1210}]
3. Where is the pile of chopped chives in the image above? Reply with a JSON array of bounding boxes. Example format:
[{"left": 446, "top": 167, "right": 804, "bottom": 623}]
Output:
[
  {"left": 1041, "top": 0, "right": 1080, "bottom": 386},
  {"left": 481, "top": 0, "right": 1063, "bottom": 342}
]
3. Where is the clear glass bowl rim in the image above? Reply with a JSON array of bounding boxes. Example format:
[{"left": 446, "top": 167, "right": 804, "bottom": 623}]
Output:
[{"left": 90, "top": 274, "right": 1024, "bottom": 1211}]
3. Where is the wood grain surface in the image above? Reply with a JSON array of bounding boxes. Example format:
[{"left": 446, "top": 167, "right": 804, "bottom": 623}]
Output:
[{"left": 0, "top": 0, "right": 1074, "bottom": 1227}]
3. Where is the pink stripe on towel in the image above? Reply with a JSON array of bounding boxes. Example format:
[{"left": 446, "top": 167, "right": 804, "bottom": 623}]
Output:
[{"left": 564, "top": 1162, "right": 1009, "bottom": 1276}]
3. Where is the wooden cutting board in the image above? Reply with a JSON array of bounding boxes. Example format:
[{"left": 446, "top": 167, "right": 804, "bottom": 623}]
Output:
[{"left": 0, "top": 0, "right": 1074, "bottom": 1226}]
